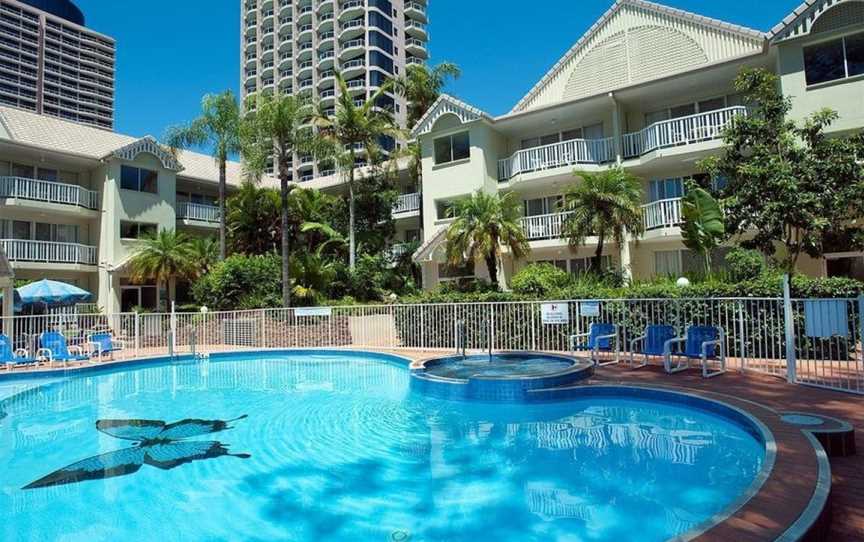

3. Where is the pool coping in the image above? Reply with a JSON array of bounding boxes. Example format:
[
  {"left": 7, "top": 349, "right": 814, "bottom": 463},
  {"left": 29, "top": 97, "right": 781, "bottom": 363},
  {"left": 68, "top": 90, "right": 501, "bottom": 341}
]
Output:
[{"left": 0, "top": 348, "right": 833, "bottom": 542}]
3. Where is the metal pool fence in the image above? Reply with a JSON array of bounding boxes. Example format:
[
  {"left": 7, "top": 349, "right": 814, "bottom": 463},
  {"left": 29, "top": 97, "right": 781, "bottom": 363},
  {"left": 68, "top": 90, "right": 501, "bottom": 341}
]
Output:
[{"left": 0, "top": 295, "right": 861, "bottom": 395}]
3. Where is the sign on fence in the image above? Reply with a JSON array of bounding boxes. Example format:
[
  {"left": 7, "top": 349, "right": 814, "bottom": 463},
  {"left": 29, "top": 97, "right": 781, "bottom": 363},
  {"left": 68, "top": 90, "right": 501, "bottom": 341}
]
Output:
[
  {"left": 295, "top": 307, "right": 333, "bottom": 317},
  {"left": 803, "top": 300, "right": 849, "bottom": 338},
  {"left": 579, "top": 301, "right": 601, "bottom": 318},
  {"left": 541, "top": 303, "right": 569, "bottom": 325}
]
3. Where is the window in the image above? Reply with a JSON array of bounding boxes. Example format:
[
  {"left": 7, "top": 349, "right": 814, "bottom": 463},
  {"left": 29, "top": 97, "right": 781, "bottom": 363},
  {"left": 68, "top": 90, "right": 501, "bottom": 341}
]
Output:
[
  {"left": 120, "top": 165, "right": 158, "bottom": 194},
  {"left": 523, "top": 196, "right": 562, "bottom": 217},
  {"left": 648, "top": 178, "right": 685, "bottom": 202},
  {"left": 369, "top": 50, "right": 393, "bottom": 73},
  {"left": 569, "top": 256, "right": 613, "bottom": 275},
  {"left": 37, "top": 168, "right": 58, "bottom": 182},
  {"left": 434, "top": 132, "right": 470, "bottom": 165},
  {"left": 369, "top": 30, "right": 393, "bottom": 54},
  {"left": 655, "top": 250, "right": 682, "bottom": 276},
  {"left": 120, "top": 221, "right": 157, "bottom": 240},
  {"left": 436, "top": 200, "right": 456, "bottom": 219},
  {"left": 368, "top": 11, "right": 393, "bottom": 35},
  {"left": 655, "top": 249, "right": 708, "bottom": 276},
  {"left": 804, "top": 32, "right": 864, "bottom": 85},
  {"left": 12, "top": 163, "right": 33, "bottom": 178}
]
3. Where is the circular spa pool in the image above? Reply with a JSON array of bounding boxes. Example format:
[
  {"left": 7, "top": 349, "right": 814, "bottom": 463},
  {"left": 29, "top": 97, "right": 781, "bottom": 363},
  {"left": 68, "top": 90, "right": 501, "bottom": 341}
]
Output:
[
  {"left": 411, "top": 352, "right": 595, "bottom": 401},
  {"left": 0, "top": 351, "right": 769, "bottom": 542}
]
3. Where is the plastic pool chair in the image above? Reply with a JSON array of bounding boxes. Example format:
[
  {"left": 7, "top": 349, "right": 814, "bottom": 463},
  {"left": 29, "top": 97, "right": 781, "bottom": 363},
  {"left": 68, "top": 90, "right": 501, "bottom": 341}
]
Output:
[
  {"left": 570, "top": 323, "right": 620, "bottom": 367},
  {"left": 0, "top": 334, "right": 38, "bottom": 370},
  {"left": 37, "top": 331, "right": 89, "bottom": 368},
  {"left": 87, "top": 332, "right": 126, "bottom": 361},
  {"left": 663, "top": 325, "right": 726, "bottom": 378},
  {"left": 629, "top": 324, "right": 677, "bottom": 369}
]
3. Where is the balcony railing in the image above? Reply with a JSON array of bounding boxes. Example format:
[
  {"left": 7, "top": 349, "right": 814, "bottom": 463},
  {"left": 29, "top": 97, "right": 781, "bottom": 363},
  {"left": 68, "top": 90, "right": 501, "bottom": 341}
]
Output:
[
  {"left": 390, "top": 243, "right": 412, "bottom": 258},
  {"left": 642, "top": 198, "right": 683, "bottom": 230},
  {"left": 623, "top": 106, "right": 747, "bottom": 159},
  {"left": 498, "top": 138, "right": 615, "bottom": 181},
  {"left": 393, "top": 192, "right": 420, "bottom": 214},
  {"left": 0, "top": 239, "right": 98, "bottom": 266},
  {"left": 177, "top": 202, "right": 220, "bottom": 223},
  {"left": 0, "top": 176, "right": 99, "bottom": 209},
  {"left": 520, "top": 212, "right": 571, "bottom": 241}
]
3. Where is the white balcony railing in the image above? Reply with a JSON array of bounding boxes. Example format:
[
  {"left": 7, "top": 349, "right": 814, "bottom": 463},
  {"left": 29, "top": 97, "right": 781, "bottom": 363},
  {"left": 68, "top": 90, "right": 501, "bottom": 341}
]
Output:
[
  {"left": 393, "top": 192, "right": 420, "bottom": 214},
  {"left": 0, "top": 176, "right": 99, "bottom": 209},
  {"left": 177, "top": 202, "right": 220, "bottom": 223},
  {"left": 623, "top": 106, "right": 747, "bottom": 159},
  {"left": 520, "top": 212, "right": 571, "bottom": 241},
  {"left": 498, "top": 138, "right": 615, "bottom": 181},
  {"left": 642, "top": 198, "right": 683, "bottom": 230},
  {"left": 0, "top": 239, "right": 98, "bottom": 265}
]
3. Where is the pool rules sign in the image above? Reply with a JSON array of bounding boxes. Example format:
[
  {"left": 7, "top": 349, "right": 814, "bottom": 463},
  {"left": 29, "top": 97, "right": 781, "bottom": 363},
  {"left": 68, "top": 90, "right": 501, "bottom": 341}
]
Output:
[{"left": 541, "top": 303, "right": 570, "bottom": 325}]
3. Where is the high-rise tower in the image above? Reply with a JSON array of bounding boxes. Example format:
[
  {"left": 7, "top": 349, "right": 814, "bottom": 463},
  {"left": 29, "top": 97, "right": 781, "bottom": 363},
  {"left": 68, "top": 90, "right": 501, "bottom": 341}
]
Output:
[
  {"left": 0, "top": 0, "right": 115, "bottom": 129},
  {"left": 241, "top": 0, "right": 429, "bottom": 181}
]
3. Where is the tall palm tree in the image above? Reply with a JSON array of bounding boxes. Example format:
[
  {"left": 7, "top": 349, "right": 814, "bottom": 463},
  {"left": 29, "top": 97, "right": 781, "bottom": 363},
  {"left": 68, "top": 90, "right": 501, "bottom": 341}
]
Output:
[
  {"left": 391, "top": 62, "right": 461, "bottom": 127},
  {"left": 314, "top": 73, "right": 402, "bottom": 270},
  {"left": 128, "top": 229, "right": 193, "bottom": 310},
  {"left": 240, "top": 92, "right": 318, "bottom": 307},
  {"left": 165, "top": 91, "right": 242, "bottom": 261},
  {"left": 445, "top": 191, "right": 529, "bottom": 290},
  {"left": 563, "top": 167, "right": 645, "bottom": 273}
]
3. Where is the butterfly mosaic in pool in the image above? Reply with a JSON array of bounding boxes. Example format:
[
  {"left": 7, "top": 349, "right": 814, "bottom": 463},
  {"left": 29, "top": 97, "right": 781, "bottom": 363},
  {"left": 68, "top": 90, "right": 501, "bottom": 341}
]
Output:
[{"left": 24, "top": 416, "right": 251, "bottom": 489}]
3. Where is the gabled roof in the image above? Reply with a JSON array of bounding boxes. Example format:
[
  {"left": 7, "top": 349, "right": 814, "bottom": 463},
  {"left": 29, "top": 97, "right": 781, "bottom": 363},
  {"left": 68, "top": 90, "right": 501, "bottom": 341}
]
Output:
[
  {"left": 0, "top": 106, "right": 252, "bottom": 186},
  {"left": 769, "top": 0, "right": 863, "bottom": 43},
  {"left": 413, "top": 225, "right": 448, "bottom": 263},
  {"left": 104, "top": 136, "right": 184, "bottom": 172},
  {"left": 411, "top": 95, "right": 493, "bottom": 138},
  {"left": 512, "top": 0, "right": 767, "bottom": 113}
]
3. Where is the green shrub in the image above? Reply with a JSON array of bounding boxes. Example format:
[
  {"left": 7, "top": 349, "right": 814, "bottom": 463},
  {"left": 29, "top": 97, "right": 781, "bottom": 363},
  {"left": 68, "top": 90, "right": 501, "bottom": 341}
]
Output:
[
  {"left": 191, "top": 254, "right": 282, "bottom": 311},
  {"left": 510, "top": 263, "right": 573, "bottom": 296},
  {"left": 726, "top": 248, "right": 767, "bottom": 282}
]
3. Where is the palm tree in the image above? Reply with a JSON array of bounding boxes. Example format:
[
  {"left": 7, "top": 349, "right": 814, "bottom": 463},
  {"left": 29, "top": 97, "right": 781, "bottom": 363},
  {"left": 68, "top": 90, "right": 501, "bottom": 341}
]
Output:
[
  {"left": 313, "top": 73, "right": 402, "bottom": 270},
  {"left": 165, "top": 91, "right": 242, "bottom": 261},
  {"left": 240, "top": 92, "right": 318, "bottom": 307},
  {"left": 563, "top": 167, "right": 645, "bottom": 274},
  {"left": 445, "top": 191, "right": 529, "bottom": 290},
  {"left": 391, "top": 62, "right": 461, "bottom": 127},
  {"left": 186, "top": 237, "right": 219, "bottom": 279},
  {"left": 128, "top": 229, "right": 194, "bottom": 310}
]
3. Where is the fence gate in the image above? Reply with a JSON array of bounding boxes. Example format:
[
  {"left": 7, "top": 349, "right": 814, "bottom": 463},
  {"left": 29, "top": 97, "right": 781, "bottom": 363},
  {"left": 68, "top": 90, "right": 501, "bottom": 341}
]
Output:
[{"left": 791, "top": 297, "right": 863, "bottom": 394}]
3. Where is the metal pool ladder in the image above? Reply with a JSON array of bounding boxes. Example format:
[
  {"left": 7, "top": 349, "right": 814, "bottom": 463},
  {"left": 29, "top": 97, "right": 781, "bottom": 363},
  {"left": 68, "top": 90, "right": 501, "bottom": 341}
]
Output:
[{"left": 455, "top": 320, "right": 467, "bottom": 357}]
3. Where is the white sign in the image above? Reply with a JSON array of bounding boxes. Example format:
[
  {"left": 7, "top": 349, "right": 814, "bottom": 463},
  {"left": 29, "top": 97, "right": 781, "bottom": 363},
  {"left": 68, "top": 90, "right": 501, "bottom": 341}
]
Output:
[
  {"left": 541, "top": 303, "right": 570, "bottom": 325},
  {"left": 580, "top": 301, "right": 601, "bottom": 318},
  {"left": 295, "top": 307, "right": 333, "bottom": 317}
]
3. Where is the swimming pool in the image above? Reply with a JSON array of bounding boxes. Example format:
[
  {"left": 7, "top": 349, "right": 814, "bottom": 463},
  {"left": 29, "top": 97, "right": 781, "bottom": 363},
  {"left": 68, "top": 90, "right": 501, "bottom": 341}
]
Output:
[{"left": 0, "top": 350, "right": 768, "bottom": 542}]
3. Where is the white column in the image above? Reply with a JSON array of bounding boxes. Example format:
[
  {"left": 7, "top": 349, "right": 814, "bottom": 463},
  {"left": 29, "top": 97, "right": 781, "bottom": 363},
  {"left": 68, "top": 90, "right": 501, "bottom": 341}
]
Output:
[
  {"left": 609, "top": 92, "right": 623, "bottom": 165},
  {"left": 1, "top": 283, "right": 13, "bottom": 319}
]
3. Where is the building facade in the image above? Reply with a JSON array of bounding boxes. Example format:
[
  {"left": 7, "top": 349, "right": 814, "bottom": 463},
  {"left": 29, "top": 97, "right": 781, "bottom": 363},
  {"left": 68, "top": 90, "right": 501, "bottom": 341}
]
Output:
[
  {"left": 412, "top": 0, "right": 864, "bottom": 289},
  {"left": 240, "top": 0, "right": 428, "bottom": 181},
  {"left": 0, "top": 105, "right": 245, "bottom": 314},
  {"left": 0, "top": 0, "right": 115, "bottom": 129}
]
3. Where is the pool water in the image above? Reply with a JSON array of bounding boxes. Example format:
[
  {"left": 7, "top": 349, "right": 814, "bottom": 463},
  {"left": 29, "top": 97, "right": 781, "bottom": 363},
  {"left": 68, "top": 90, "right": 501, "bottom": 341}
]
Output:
[
  {"left": 0, "top": 352, "right": 765, "bottom": 542},
  {"left": 422, "top": 353, "right": 576, "bottom": 380}
]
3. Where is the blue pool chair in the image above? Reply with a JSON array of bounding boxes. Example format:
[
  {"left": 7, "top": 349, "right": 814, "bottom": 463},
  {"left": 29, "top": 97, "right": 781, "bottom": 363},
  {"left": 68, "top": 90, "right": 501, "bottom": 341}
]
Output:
[
  {"left": 0, "top": 334, "right": 38, "bottom": 370},
  {"left": 570, "top": 323, "right": 619, "bottom": 367},
  {"left": 663, "top": 325, "right": 726, "bottom": 378},
  {"left": 628, "top": 324, "right": 677, "bottom": 369},
  {"left": 87, "top": 332, "right": 126, "bottom": 361},
  {"left": 37, "top": 331, "right": 89, "bottom": 368}
]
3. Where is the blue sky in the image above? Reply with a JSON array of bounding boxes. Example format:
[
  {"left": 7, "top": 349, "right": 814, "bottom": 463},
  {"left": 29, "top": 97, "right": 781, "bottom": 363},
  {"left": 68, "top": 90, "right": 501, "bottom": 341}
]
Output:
[{"left": 75, "top": 0, "right": 801, "bottom": 139}]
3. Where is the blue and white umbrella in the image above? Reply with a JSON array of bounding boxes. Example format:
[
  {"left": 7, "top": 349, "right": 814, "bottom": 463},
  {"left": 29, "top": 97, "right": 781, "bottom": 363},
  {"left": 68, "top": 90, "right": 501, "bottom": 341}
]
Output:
[{"left": 16, "top": 279, "right": 93, "bottom": 309}]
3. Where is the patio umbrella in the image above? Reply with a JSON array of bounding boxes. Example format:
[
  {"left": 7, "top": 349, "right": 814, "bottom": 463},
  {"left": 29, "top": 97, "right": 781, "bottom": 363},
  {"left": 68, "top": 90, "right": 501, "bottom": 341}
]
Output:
[{"left": 16, "top": 279, "right": 93, "bottom": 309}]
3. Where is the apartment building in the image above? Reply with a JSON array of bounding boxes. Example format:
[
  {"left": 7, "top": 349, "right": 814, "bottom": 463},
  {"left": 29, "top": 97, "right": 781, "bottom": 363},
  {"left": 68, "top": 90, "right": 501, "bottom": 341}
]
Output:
[
  {"left": 411, "top": 0, "right": 864, "bottom": 289},
  {"left": 0, "top": 105, "right": 247, "bottom": 314},
  {"left": 241, "top": 0, "right": 428, "bottom": 261},
  {"left": 0, "top": 0, "right": 115, "bottom": 129}
]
